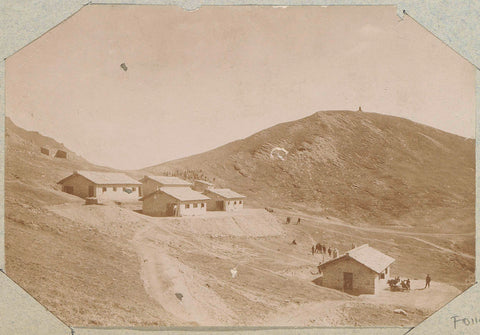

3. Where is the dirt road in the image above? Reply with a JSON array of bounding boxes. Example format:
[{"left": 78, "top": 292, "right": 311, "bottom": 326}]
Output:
[
  {"left": 275, "top": 209, "right": 475, "bottom": 261},
  {"left": 128, "top": 206, "right": 467, "bottom": 327}
]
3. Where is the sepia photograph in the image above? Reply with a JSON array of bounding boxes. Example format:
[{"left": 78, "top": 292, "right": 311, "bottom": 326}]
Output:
[{"left": 4, "top": 4, "right": 476, "bottom": 328}]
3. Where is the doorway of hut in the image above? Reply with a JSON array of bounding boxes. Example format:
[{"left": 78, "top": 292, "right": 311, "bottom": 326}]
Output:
[
  {"left": 88, "top": 186, "right": 95, "bottom": 197},
  {"left": 343, "top": 272, "right": 353, "bottom": 291}
]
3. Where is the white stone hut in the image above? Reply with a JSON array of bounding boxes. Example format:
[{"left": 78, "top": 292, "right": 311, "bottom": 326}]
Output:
[
  {"left": 141, "top": 187, "right": 210, "bottom": 217},
  {"left": 140, "top": 175, "right": 192, "bottom": 197},
  {"left": 317, "top": 244, "right": 395, "bottom": 295},
  {"left": 203, "top": 188, "right": 245, "bottom": 212},
  {"left": 58, "top": 171, "right": 142, "bottom": 202}
]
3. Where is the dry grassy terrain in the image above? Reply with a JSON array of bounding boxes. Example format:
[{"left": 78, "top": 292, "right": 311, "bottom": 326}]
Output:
[
  {"left": 4, "top": 112, "right": 475, "bottom": 327},
  {"left": 148, "top": 111, "right": 475, "bottom": 232}
]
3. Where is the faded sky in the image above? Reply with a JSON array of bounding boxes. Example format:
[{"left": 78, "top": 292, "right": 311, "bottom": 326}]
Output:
[{"left": 6, "top": 5, "right": 475, "bottom": 170}]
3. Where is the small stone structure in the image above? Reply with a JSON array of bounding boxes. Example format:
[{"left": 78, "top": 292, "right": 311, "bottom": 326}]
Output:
[
  {"left": 54, "top": 150, "right": 67, "bottom": 159},
  {"left": 317, "top": 244, "right": 394, "bottom": 295}
]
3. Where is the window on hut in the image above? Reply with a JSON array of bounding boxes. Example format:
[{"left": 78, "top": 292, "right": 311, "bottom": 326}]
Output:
[{"left": 102, "top": 187, "right": 107, "bottom": 192}]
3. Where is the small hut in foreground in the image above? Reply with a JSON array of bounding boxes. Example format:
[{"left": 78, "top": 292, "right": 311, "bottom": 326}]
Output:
[{"left": 317, "top": 244, "right": 394, "bottom": 295}]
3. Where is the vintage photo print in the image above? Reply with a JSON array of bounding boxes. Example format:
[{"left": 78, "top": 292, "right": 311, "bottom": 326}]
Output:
[{"left": 3, "top": 4, "right": 476, "bottom": 330}]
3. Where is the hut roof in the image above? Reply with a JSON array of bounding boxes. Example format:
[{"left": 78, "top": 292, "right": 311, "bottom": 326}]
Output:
[
  {"left": 142, "top": 187, "right": 210, "bottom": 202},
  {"left": 205, "top": 188, "right": 246, "bottom": 199},
  {"left": 141, "top": 175, "right": 192, "bottom": 186},
  {"left": 58, "top": 170, "right": 141, "bottom": 185},
  {"left": 194, "top": 180, "right": 214, "bottom": 186},
  {"left": 318, "top": 244, "right": 394, "bottom": 274}
]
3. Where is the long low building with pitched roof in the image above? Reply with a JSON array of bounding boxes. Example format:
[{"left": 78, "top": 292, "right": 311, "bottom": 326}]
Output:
[
  {"left": 58, "top": 170, "right": 142, "bottom": 202},
  {"left": 203, "top": 188, "right": 246, "bottom": 212},
  {"left": 139, "top": 175, "right": 193, "bottom": 197},
  {"left": 141, "top": 187, "right": 210, "bottom": 217},
  {"left": 317, "top": 244, "right": 395, "bottom": 295}
]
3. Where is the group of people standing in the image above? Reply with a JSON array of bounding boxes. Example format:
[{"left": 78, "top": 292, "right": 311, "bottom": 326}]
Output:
[{"left": 311, "top": 243, "right": 339, "bottom": 259}]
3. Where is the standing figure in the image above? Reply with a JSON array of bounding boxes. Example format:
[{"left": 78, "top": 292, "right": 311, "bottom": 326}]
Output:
[
  {"left": 328, "top": 247, "right": 332, "bottom": 257},
  {"left": 425, "top": 274, "right": 431, "bottom": 288},
  {"left": 286, "top": 217, "right": 291, "bottom": 224},
  {"left": 311, "top": 245, "right": 315, "bottom": 255},
  {"left": 406, "top": 279, "right": 411, "bottom": 291},
  {"left": 296, "top": 218, "right": 301, "bottom": 225},
  {"left": 322, "top": 245, "right": 326, "bottom": 254}
]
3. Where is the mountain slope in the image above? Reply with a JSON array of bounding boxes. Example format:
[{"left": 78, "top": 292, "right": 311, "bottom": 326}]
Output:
[
  {"left": 5, "top": 117, "right": 175, "bottom": 326},
  {"left": 144, "top": 110, "right": 475, "bottom": 230},
  {"left": 5, "top": 116, "right": 116, "bottom": 188},
  {"left": 4, "top": 112, "right": 474, "bottom": 327}
]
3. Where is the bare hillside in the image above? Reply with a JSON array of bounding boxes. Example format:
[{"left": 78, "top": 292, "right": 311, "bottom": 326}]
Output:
[
  {"left": 5, "top": 116, "right": 115, "bottom": 187},
  {"left": 145, "top": 110, "right": 475, "bottom": 231},
  {"left": 4, "top": 113, "right": 475, "bottom": 327},
  {"left": 5, "top": 117, "right": 173, "bottom": 326}
]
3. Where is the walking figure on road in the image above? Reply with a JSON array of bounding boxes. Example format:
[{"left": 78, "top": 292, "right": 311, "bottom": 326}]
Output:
[
  {"left": 311, "top": 245, "right": 315, "bottom": 255},
  {"left": 425, "top": 274, "right": 431, "bottom": 288},
  {"left": 296, "top": 218, "right": 301, "bottom": 225}
]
